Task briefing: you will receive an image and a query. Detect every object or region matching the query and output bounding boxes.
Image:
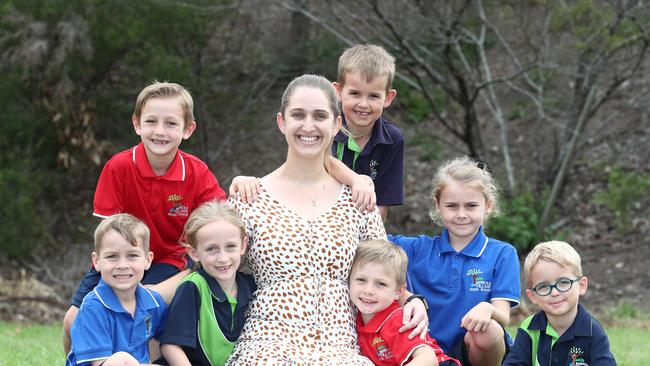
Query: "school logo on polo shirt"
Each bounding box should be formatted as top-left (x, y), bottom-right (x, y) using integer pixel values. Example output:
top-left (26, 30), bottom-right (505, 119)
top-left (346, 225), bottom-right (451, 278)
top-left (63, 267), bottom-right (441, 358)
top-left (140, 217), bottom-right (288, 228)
top-left (145, 314), bottom-right (153, 338)
top-left (167, 194), bottom-right (189, 217)
top-left (371, 336), bottom-right (394, 361)
top-left (568, 346), bottom-right (588, 366)
top-left (369, 160), bottom-right (379, 179)
top-left (466, 268), bottom-right (491, 292)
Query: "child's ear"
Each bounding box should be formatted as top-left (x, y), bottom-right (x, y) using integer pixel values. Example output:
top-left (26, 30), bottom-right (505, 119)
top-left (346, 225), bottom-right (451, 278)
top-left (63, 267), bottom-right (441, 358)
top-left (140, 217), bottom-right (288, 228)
top-left (383, 89), bottom-right (397, 108)
top-left (240, 236), bottom-right (249, 255)
top-left (182, 120), bottom-right (197, 140)
top-left (578, 276), bottom-right (588, 296)
top-left (132, 115), bottom-right (142, 135)
top-left (395, 284), bottom-right (406, 300)
top-left (186, 245), bottom-right (200, 263)
top-left (332, 81), bottom-right (343, 98)
top-left (145, 251), bottom-right (154, 271)
top-left (525, 288), bottom-right (538, 306)
top-left (91, 252), bottom-right (100, 271)
top-left (485, 198), bottom-right (494, 215)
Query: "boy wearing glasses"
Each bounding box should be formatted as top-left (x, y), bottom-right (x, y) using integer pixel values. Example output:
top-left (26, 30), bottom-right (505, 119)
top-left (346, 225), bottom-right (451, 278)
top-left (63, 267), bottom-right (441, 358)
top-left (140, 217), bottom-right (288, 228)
top-left (503, 240), bottom-right (616, 366)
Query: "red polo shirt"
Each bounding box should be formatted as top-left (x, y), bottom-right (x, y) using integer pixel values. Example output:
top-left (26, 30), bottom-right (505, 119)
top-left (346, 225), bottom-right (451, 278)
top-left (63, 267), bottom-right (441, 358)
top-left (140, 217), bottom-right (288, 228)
top-left (356, 301), bottom-right (460, 366)
top-left (93, 143), bottom-right (226, 270)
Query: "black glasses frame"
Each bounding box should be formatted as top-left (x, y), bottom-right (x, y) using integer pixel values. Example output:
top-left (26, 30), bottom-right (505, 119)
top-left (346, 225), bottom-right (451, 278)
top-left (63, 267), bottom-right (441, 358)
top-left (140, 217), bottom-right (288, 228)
top-left (531, 277), bottom-right (581, 296)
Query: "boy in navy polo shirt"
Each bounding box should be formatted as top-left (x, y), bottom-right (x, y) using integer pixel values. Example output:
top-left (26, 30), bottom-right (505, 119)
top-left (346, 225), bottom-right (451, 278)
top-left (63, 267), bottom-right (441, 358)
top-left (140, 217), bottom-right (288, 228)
top-left (351, 239), bottom-right (460, 366)
top-left (63, 81), bottom-right (227, 354)
top-left (66, 214), bottom-right (167, 366)
top-left (158, 201), bottom-right (256, 366)
top-left (503, 241), bottom-right (616, 366)
top-left (332, 44), bottom-right (403, 221)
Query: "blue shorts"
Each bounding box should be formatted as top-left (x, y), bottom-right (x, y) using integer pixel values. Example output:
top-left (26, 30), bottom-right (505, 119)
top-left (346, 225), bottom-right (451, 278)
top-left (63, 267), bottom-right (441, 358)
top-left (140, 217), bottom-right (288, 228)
top-left (70, 263), bottom-right (180, 307)
top-left (448, 325), bottom-right (512, 366)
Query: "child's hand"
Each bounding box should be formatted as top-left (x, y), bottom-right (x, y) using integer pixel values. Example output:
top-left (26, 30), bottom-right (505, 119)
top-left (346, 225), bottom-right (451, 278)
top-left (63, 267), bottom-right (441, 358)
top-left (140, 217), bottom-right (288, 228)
top-left (399, 298), bottom-right (429, 340)
top-left (351, 174), bottom-right (376, 213)
top-left (229, 176), bottom-right (261, 203)
top-left (461, 301), bottom-right (494, 333)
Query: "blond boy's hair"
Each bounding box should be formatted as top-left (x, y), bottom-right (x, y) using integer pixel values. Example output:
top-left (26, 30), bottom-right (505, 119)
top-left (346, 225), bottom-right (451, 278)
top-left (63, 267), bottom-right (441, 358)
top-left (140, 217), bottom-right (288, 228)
top-left (337, 44), bottom-right (396, 91)
top-left (133, 81), bottom-right (195, 126)
top-left (524, 240), bottom-right (583, 287)
top-left (94, 213), bottom-right (150, 254)
top-left (353, 239), bottom-right (408, 286)
top-left (429, 156), bottom-right (501, 226)
top-left (181, 201), bottom-right (247, 249)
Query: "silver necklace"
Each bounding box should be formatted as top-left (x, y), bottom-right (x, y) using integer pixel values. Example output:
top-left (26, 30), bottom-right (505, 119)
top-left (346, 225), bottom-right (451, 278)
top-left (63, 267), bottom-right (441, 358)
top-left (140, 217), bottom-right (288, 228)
top-left (291, 181), bottom-right (325, 207)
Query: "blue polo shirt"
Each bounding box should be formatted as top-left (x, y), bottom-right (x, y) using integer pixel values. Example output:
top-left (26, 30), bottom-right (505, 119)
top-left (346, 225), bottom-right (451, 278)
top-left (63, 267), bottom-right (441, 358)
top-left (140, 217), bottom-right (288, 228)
top-left (503, 304), bottom-right (616, 366)
top-left (388, 227), bottom-right (520, 353)
top-left (158, 268), bottom-right (256, 366)
top-left (65, 279), bottom-right (167, 366)
top-left (332, 115), bottom-right (404, 206)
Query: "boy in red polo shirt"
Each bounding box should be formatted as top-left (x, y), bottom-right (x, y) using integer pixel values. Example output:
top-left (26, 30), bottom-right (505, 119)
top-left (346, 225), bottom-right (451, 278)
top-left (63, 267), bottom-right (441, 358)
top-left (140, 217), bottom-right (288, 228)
top-left (350, 239), bottom-right (460, 366)
top-left (63, 81), bottom-right (226, 354)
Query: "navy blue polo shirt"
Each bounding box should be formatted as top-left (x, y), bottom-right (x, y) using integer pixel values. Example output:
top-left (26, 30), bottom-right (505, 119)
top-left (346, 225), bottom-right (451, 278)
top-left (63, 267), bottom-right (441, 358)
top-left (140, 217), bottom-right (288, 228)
top-left (388, 227), bottom-right (520, 353)
top-left (332, 115), bottom-right (404, 206)
top-left (503, 304), bottom-right (616, 366)
top-left (65, 280), bottom-right (167, 366)
top-left (158, 268), bottom-right (256, 365)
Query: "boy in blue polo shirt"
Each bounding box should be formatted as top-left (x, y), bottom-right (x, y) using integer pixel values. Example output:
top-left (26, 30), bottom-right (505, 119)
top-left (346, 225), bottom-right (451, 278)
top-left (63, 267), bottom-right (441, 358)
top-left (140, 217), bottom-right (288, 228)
top-left (332, 44), bottom-right (403, 221)
top-left (158, 201), bottom-right (256, 366)
top-left (389, 156), bottom-right (520, 366)
top-left (66, 214), bottom-right (167, 366)
top-left (503, 240), bottom-right (616, 366)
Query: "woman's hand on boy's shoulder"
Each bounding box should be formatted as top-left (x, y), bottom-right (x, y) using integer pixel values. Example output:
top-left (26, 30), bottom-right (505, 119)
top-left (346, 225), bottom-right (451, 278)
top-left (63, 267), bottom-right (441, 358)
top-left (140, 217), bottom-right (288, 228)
top-left (229, 176), bottom-right (261, 203)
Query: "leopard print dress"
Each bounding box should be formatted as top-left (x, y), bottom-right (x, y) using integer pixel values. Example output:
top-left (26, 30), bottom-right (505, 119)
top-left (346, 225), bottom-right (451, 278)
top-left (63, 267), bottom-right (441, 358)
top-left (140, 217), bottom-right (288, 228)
top-left (226, 183), bottom-right (386, 365)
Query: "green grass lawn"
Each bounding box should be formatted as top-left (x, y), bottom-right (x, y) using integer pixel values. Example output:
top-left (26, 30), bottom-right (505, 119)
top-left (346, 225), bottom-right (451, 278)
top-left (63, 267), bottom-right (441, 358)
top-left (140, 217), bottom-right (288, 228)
top-left (0, 321), bottom-right (648, 365)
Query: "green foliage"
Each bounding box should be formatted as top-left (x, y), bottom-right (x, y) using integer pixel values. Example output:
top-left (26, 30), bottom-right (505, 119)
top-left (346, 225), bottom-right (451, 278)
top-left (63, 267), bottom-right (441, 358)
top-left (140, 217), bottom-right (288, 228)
top-left (593, 166), bottom-right (650, 234)
top-left (486, 190), bottom-right (552, 253)
top-left (410, 133), bottom-right (442, 162)
top-left (0, 167), bottom-right (43, 259)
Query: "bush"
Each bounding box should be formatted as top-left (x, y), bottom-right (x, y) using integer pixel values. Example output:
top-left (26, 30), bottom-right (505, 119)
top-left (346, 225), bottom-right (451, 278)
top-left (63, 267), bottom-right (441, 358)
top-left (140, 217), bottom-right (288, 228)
top-left (593, 166), bottom-right (650, 234)
top-left (0, 167), bottom-right (44, 258)
top-left (486, 190), bottom-right (552, 254)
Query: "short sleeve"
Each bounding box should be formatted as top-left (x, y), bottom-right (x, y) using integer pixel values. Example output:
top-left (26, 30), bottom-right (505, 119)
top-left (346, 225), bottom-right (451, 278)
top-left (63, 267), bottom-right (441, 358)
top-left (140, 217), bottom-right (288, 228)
top-left (501, 328), bottom-right (533, 366)
top-left (380, 312), bottom-right (434, 365)
top-left (194, 167), bottom-right (226, 205)
top-left (158, 281), bottom-right (200, 348)
top-left (387, 234), bottom-right (423, 261)
top-left (152, 292), bottom-right (168, 340)
top-left (490, 244), bottom-right (521, 306)
top-left (359, 207), bottom-right (387, 241)
top-left (70, 300), bottom-right (114, 363)
top-left (590, 319), bottom-right (617, 365)
top-left (93, 159), bottom-right (125, 217)
top-left (374, 138), bottom-right (404, 206)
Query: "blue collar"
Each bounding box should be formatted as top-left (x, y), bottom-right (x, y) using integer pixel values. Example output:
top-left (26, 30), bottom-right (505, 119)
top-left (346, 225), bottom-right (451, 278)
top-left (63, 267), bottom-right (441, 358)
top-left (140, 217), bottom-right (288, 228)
top-left (439, 227), bottom-right (489, 257)
top-left (529, 304), bottom-right (593, 337)
top-left (197, 267), bottom-right (255, 303)
top-left (334, 115), bottom-right (393, 151)
top-left (93, 278), bottom-right (161, 313)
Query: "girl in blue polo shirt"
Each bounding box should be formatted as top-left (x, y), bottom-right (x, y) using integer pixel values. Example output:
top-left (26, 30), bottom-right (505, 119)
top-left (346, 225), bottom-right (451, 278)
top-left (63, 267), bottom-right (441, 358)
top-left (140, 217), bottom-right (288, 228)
top-left (389, 156), bottom-right (520, 366)
top-left (158, 201), bottom-right (256, 366)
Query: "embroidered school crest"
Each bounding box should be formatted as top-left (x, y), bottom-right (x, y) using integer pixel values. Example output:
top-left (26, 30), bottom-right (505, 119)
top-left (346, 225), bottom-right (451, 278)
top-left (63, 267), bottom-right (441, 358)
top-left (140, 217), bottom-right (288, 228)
top-left (568, 346), bottom-right (588, 366)
top-left (144, 314), bottom-right (153, 338)
top-left (466, 268), bottom-right (491, 292)
top-left (369, 160), bottom-right (379, 179)
top-left (371, 336), bottom-right (394, 361)
top-left (167, 194), bottom-right (188, 217)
